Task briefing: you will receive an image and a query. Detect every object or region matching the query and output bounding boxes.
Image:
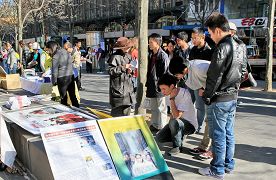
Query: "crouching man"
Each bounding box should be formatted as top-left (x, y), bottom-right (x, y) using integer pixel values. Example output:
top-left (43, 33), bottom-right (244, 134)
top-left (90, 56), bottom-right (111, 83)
top-left (156, 74), bottom-right (198, 156)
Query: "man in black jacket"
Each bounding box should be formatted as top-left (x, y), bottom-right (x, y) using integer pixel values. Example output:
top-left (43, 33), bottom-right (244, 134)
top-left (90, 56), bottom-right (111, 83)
top-left (198, 13), bottom-right (246, 179)
top-left (146, 33), bottom-right (170, 132)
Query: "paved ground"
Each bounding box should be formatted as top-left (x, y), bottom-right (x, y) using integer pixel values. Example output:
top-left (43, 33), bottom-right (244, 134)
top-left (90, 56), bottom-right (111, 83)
top-left (0, 72), bottom-right (276, 180)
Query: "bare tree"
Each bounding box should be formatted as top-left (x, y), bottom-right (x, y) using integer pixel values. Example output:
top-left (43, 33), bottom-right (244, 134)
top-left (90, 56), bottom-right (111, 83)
top-left (0, 0), bottom-right (17, 43)
top-left (189, 0), bottom-right (220, 26)
top-left (265, 0), bottom-right (275, 91)
top-left (47, 0), bottom-right (83, 44)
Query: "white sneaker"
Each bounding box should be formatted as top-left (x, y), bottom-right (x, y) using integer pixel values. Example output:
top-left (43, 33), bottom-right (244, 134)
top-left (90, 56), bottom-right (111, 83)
top-left (198, 167), bottom-right (224, 179)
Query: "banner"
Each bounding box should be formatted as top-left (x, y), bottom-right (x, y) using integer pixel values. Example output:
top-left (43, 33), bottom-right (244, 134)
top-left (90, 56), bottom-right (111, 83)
top-left (41, 121), bottom-right (119, 180)
top-left (0, 108), bottom-right (17, 167)
top-left (98, 115), bottom-right (169, 180)
top-left (4, 104), bottom-right (98, 135)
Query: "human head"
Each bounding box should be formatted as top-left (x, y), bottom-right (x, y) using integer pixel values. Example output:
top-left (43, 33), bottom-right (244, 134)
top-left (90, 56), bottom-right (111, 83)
top-left (45, 41), bottom-right (60, 56)
top-left (135, 154), bottom-right (143, 163)
top-left (167, 40), bottom-right (176, 53)
top-left (19, 40), bottom-right (24, 48)
top-left (191, 27), bottom-right (205, 47)
top-left (204, 12), bottom-right (230, 44)
top-left (28, 42), bottom-right (33, 49)
top-left (148, 33), bottom-right (162, 51)
top-left (113, 37), bottom-right (133, 52)
top-left (162, 42), bottom-right (168, 51)
top-left (75, 40), bottom-right (82, 49)
top-left (229, 22), bottom-right (237, 37)
top-left (3, 42), bottom-right (12, 51)
top-left (176, 31), bottom-right (189, 48)
top-left (158, 73), bottom-right (177, 96)
top-left (168, 56), bottom-right (188, 79)
top-left (63, 41), bottom-right (73, 53)
top-left (32, 42), bottom-right (41, 54)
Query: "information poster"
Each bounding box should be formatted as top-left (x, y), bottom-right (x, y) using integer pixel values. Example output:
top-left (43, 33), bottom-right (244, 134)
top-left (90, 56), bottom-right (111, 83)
top-left (98, 115), bottom-right (169, 180)
top-left (4, 104), bottom-right (97, 134)
top-left (41, 121), bottom-right (119, 180)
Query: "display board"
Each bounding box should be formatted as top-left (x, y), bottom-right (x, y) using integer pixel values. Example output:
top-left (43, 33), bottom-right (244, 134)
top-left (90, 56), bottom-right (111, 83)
top-left (98, 115), bottom-right (169, 180)
top-left (4, 104), bottom-right (98, 134)
top-left (41, 121), bottom-right (119, 180)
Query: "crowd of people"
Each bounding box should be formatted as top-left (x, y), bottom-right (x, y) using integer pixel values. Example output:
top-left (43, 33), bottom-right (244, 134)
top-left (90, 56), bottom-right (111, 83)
top-left (0, 11), bottom-right (251, 179)
top-left (108, 12), bottom-right (249, 179)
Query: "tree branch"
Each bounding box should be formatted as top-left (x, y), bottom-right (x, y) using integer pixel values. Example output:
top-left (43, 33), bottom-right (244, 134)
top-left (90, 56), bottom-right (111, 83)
top-left (22, 0), bottom-right (45, 26)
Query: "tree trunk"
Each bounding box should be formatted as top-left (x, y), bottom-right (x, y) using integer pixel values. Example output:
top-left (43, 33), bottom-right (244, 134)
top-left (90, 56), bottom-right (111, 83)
top-left (135, 0), bottom-right (148, 115)
top-left (265, 0), bottom-right (275, 91)
top-left (17, 0), bottom-right (23, 74)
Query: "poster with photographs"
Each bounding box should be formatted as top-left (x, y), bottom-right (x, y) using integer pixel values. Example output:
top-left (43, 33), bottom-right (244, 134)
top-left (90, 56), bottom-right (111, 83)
top-left (41, 120), bottom-right (119, 180)
top-left (4, 104), bottom-right (98, 134)
top-left (98, 115), bottom-right (169, 180)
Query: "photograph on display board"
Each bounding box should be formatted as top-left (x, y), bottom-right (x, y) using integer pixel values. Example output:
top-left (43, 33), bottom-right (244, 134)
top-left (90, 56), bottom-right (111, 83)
top-left (3, 104), bottom-right (98, 134)
top-left (114, 129), bottom-right (158, 177)
top-left (98, 115), bottom-right (170, 180)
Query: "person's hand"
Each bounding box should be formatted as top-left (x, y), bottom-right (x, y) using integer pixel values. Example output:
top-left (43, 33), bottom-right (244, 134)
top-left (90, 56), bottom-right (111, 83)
top-left (170, 88), bottom-right (178, 99)
top-left (125, 64), bottom-right (131, 69)
top-left (198, 88), bottom-right (204, 96)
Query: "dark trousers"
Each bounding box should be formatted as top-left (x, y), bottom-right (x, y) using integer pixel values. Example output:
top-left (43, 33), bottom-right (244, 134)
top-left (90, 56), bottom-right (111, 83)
top-left (86, 62), bottom-right (92, 73)
top-left (57, 75), bottom-right (79, 108)
top-left (74, 76), bottom-right (81, 90)
top-left (111, 105), bottom-right (131, 117)
top-left (156, 118), bottom-right (195, 148)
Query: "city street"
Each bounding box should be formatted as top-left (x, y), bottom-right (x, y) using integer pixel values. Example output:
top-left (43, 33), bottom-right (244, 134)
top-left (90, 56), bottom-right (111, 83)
top-left (0, 72), bottom-right (275, 180)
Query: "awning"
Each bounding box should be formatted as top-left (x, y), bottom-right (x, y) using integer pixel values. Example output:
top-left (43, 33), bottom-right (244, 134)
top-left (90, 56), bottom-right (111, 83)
top-left (162, 24), bottom-right (201, 30)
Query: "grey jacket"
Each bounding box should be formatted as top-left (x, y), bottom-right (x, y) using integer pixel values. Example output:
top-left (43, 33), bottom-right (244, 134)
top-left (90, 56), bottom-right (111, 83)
top-left (7, 48), bottom-right (17, 69)
top-left (108, 51), bottom-right (136, 108)
top-left (52, 48), bottom-right (73, 85)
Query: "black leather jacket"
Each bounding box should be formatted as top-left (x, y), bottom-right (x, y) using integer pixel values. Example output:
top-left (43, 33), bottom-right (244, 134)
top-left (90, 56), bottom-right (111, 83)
top-left (203, 35), bottom-right (247, 105)
top-left (146, 48), bottom-right (169, 98)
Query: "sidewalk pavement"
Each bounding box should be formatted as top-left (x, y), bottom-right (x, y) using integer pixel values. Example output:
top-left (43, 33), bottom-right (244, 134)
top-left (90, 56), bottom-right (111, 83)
top-left (78, 73), bottom-right (276, 180)
top-left (0, 73), bottom-right (275, 180)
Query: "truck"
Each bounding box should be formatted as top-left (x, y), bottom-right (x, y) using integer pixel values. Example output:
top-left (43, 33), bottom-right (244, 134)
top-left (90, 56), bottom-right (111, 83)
top-left (246, 45), bottom-right (276, 80)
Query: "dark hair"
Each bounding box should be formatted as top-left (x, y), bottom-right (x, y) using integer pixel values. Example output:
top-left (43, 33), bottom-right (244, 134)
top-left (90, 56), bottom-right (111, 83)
top-left (192, 27), bottom-right (205, 35)
top-left (46, 41), bottom-right (60, 56)
top-left (149, 33), bottom-right (162, 46)
top-left (158, 73), bottom-right (177, 87)
top-left (176, 31), bottom-right (188, 42)
top-left (74, 39), bottom-right (81, 45)
top-left (169, 56), bottom-right (187, 75)
top-left (167, 40), bottom-right (176, 46)
top-left (204, 12), bottom-right (229, 32)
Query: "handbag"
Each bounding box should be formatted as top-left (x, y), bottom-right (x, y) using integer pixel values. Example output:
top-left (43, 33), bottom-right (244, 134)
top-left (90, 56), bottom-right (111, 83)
top-left (240, 72), bottom-right (257, 88)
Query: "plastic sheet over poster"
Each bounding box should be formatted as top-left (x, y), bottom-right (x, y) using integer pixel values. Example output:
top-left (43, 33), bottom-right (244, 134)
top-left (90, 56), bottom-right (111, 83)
top-left (41, 121), bottom-right (119, 180)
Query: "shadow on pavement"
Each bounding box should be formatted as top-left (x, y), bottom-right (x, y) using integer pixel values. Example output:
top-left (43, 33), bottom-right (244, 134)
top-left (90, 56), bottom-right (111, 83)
top-left (235, 144), bottom-right (276, 165)
top-left (80, 99), bottom-right (111, 113)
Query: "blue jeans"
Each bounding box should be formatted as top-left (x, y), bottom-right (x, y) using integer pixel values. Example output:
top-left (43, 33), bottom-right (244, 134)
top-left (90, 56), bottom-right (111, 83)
top-left (207, 100), bottom-right (237, 175)
top-left (7, 63), bottom-right (17, 74)
top-left (194, 89), bottom-right (206, 130)
top-left (156, 118), bottom-right (195, 148)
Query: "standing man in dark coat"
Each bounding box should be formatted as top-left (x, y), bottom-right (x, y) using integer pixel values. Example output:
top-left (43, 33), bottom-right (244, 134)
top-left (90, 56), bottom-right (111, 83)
top-left (108, 37), bottom-right (136, 117)
top-left (146, 33), bottom-right (170, 132)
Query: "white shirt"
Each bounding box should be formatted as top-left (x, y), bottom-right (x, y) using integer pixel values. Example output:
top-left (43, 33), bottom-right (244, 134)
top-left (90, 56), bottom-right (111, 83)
top-left (174, 88), bottom-right (198, 129)
top-left (185, 60), bottom-right (210, 90)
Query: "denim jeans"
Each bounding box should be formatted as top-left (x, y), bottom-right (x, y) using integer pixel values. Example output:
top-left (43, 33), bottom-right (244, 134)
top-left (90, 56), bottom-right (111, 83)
top-left (156, 118), bottom-right (195, 148)
top-left (207, 100), bottom-right (237, 175)
top-left (7, 63), bottom-right (17, 74)
top-left (194, 89), bottom-right (206, 131)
